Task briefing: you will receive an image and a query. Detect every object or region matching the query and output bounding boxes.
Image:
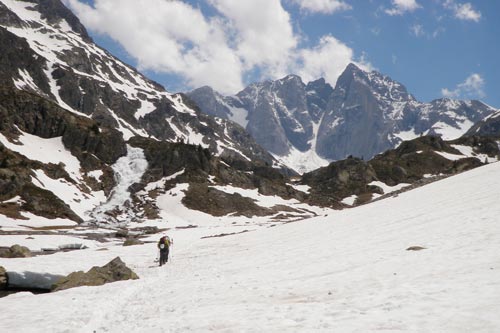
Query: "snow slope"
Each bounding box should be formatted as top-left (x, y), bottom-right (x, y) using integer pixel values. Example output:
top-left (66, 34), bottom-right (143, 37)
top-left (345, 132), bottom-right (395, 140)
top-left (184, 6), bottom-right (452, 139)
top-left (1, 162), bottom-right (500, 332)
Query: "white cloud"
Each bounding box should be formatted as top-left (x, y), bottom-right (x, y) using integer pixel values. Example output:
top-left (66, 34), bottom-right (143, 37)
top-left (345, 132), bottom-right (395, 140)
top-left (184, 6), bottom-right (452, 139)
top-left (441, 73), bottom-right (485, 99)
top-left (291, 0), bottom-right (351, 14)
top-left (208, 0), bottom-right (297, 77)
top-left (443, 0), bottom-right (481, 22)
top-left (385, 0), bottom-right (421, 16)
top-left (64, 0), bottom-right (363, 94)
top-left (64, 0), bottom-right (244, 93)
top-left (410, 24), bottom-right (424, 37)
top-left (295, 35), bottom-right (372, 85)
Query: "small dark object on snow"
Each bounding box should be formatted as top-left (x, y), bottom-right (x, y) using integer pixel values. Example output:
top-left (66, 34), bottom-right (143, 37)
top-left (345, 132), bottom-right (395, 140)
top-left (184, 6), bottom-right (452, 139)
top-left (115, 229), bottom-right (129, 238)
top-left (123, 238), bottom-right (143, 246)
top-left (406, 246), bottom-right (426, 251)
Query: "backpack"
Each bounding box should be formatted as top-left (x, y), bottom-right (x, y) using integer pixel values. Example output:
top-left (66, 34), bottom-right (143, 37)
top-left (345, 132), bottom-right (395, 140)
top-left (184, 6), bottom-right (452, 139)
top-left (159, 236), bottom-right (170, 248)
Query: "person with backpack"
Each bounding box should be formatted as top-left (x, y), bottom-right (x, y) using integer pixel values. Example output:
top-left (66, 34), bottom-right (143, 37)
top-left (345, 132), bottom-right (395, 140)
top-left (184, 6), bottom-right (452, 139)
top-left (157, 235), bottom-right (171, 266)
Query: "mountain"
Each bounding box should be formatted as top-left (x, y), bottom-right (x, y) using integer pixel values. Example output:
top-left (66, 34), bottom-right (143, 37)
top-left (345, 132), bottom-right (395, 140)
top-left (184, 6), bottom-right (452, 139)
top-left (0, 0), bottom-right (319, 224)
top-left (188, 75), bottom-right (334, 174)
top-left (188, 64), bottom-right (498, 173)
top-left (0, 0), bottom-right (497, 227)
top-left (319, 64), bottom-right (497, 162)
top-left (466, 109), bottom-right (500, 137)
top-left (0, 0), bottom-right (275, 165)
top-left (301, 135), bottom-right (500, 208)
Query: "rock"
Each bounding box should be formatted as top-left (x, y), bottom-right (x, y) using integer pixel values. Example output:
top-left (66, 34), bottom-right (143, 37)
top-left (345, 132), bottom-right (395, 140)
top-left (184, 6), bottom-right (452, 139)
top-left (0, 266), bottom-right (7, 289)
top-left (406, 246), bottom-right (426, 251)
top-left (7, 271), bottom-right (64, 290)
top-left (0, 244), bottom-right (32, 258)
top-left (9, 244), bottom-right (32, 257)
top-left (115, 229), bottom-right (129, 238)
top-left (123, 238), bottom-right (143, 246)
top-left (52, 257), bottom-right (139, 291)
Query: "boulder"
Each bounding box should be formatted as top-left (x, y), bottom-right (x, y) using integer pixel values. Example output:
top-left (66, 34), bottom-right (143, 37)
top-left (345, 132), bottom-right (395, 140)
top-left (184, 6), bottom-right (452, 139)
top-left (52, 257), bottom-right (139, 291)
top-left (123, 238), bottom-right (143, 246)
top-left (0, 266), bottom-right (7, 289)
top-left (6, 271), bottom-right (64, 290)
top-left (0, 244), bottom-right (32, 258)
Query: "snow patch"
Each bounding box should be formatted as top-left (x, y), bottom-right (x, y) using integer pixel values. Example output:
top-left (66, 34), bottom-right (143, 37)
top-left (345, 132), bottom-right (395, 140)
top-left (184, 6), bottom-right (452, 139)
top-left (341, 194), bottom-right (357, 206)
top-left (0, 131), bottom-right (83, 181)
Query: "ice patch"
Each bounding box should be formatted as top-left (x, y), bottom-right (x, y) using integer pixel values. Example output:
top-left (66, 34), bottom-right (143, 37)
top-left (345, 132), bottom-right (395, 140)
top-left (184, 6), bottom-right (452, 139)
top-left (90, 146), bottom-right (148, 223)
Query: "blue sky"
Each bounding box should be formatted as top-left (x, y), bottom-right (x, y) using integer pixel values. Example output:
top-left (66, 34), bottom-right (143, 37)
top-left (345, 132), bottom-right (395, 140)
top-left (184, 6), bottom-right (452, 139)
top-left (65, 0), bottom-right (499, 107)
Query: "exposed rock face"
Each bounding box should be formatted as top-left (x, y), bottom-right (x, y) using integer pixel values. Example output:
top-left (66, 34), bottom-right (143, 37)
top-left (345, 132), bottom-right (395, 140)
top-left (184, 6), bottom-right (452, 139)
top-left (188, 64), bottom-right (497, 172)
top-left (0, 0), bottom-right (300, 222)
top-left (302, 157), bottom-right (379, 207)
top-left (466, 110), bottom-right (500, 138)
top-left (0, 0), bottom-right (275, 166)
top-left (0, 266), bottom-right (7, 289)
top-left (369, 136), bottom-right (484, 185)
top-left (189, 75), bottom-right (334, 159)
top-left (6, 271), bottom-right (64, 291)
top-left (301, 135), bottom-right (494, 207)
top-left (182, 184), bottom-right (273, 217)
top-left (316, 64), bottom-right (496, 161)
top-left (129, 137), bottom-right (305, 218)
top-left (0, 244), bottom-right (32, 258)
top-left (52, 257), bottom-right (139, 291)
top-left (123, 238), bottom-right (143, 246)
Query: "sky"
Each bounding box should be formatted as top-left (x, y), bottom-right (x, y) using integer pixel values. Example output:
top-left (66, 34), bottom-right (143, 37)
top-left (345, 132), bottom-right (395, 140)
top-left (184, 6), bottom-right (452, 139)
top-left (63, 0), bottom-right (499, 107)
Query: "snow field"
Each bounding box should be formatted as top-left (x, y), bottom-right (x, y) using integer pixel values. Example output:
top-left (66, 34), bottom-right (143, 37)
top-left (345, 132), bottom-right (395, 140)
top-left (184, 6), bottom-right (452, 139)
top-left (0, 163), bottom-right (499, 332)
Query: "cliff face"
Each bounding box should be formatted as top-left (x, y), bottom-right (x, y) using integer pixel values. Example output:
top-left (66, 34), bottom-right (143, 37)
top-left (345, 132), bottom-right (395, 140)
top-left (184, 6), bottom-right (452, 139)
top-left (189, 63), bottom-right (497, 173)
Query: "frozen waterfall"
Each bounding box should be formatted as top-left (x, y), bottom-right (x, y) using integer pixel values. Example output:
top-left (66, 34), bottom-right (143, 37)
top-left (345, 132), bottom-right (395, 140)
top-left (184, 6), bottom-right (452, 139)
top-left (89, 145), bottom-right (148, 224)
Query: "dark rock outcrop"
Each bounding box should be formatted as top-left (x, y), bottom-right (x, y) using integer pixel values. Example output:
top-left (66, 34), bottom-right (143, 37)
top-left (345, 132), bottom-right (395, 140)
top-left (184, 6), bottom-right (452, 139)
top-left (0, 244), bottom-right (32, 258)
top-left (0, 266), bottom-right (7, 289)
top-left (52, 257), bottom-right (139, 291)
top-left (301, 135), bottom-right (491, 207)
top-left (6, 271), bottom-right (64, 291)
top-left (302, 157), bottom-right (378, 207)
top-left (123, 238), bottom-right (143, 246)
top-left (465, 111), bottom-right (500, 138)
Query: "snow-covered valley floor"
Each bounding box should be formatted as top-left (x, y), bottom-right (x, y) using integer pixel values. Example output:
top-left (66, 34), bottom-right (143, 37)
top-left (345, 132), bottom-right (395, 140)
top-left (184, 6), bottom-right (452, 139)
top-left (1, 163), bottom-right (500, 332)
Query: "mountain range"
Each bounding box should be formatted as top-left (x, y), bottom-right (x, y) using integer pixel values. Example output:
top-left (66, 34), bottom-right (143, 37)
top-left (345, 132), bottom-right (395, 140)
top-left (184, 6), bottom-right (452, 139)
top-left (0, 0), bottom-right (499, 226)
top-left (1, 1), bottom-right (499, 330)
top-left (188, 64), bottom-right (497, 173)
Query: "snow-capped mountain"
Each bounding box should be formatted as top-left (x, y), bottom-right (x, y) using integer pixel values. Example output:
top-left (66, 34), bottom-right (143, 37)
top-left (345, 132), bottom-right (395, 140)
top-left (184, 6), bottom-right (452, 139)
top-left (188, 63), bottom-right (497, 173)
top-left (0, 0), bottom-right (316, 225)
top-left (0, 0), bottom-right (497, 227)
top-left (0, 0), bottom-right (273, 165)
top-left (188, 75), bottom-right (334, 174)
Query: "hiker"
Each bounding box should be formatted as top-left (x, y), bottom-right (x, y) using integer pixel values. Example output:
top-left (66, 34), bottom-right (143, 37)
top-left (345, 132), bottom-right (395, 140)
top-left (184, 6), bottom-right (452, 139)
top-left (157, 235), bottom-right (171, 266)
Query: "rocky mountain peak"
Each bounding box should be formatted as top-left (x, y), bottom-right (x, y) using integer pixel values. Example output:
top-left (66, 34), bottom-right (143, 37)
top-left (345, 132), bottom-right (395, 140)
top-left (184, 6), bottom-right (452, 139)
top-left (20, 0), bottom-right (91, 41)
top-left (335, 63), bottom-right (414, 104)
top-left (306, 78), bottom-right (333, 94)
top-left (278, 74), bottom-right (304, 86)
